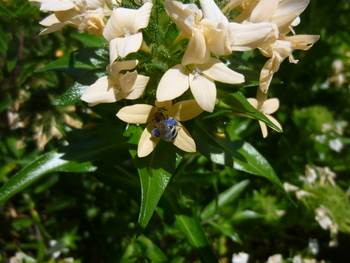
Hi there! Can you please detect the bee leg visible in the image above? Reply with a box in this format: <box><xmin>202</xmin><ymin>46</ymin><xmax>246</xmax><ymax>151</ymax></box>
<box><xmin>151</xmin><ymin>128</ymin><xmax>161</xmax><ymax>138</ymax></box>
<box><xmin>164</xmin><ymin>118</ymin><xmax>178</xmax><ymax>126</ymax></box>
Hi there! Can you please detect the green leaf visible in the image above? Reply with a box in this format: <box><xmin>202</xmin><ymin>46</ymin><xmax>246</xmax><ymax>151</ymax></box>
<box><xmin>0</xmin><ymin>2</ymin><xmax>17</xmax><ymax>17</ymax></box>
<box><xmin>71</xmin><ymin>32</ymin><xmax>107</xmax><ymax>47</ymax></box>
<box><xmin>132</xmin><ymin>139</ymin><xmax>183</xmax><ymax>236</ymax></box>
<box><xmin>208</xmin><ymin>221</ymin><xmax>242</xmax><ymax>244</ymax></box>
<box><xmin>160</xmin><ymin>191</ymin><xmax>220</xmax><ymax>263</ymax></box>
<box><xmin>0</xmin><ymin>149</ymin><xmax>96</xmax><ymax>204</ymax></box>
<box><xmin>194</xmin><ymin>122</ymin><xmax>292</xmax><ymax>203</ymax></box>
<box><xmin>0</xmin><ymin>93</ymin><xmax>13</xmax><ymax>113</ymax></box>
<box><xmin>35</xmin><ymin>48</ymin><xmax>108</xmax><ymax>78</ymax></box>
<box><xmin>136</xmin><ymin>236</ymin><xmax>168</xmax><ymax>263</ymax></box>
<box><xmin>201</xmin><ymin>180</ymin><xmax>250</xmax><ymax>220</ymax></box>
<box><xmin>0</xmin><ymin>28</ymin><xmax>9</xmax><ymax>56</ymax></box>
<box><xmin>0</xmin><ymin>129</ymin><xmax>128</xmax><ymax>204</ymax></box>
<box><xmin>217</xmin><ymin>91</ymin><xmax>282</xmax><ymax>133</ymax></box>
<box><xmin>53</xmin><ymin>71</ymin><xmax>104</xmax><ymax>106</ymax></box>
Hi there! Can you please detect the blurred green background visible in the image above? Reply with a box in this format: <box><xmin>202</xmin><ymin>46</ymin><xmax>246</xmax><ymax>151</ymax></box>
<box><xmin>1</xmin><ymin>0</ymin><xmax>350</xmax><ymax>262</ymax></box>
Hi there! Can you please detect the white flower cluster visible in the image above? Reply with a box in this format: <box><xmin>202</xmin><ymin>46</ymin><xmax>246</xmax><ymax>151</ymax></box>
<box><xmin>31</xmin><ymin>0</ymin><xmax>319</xmax><ymax>156</ymax></box>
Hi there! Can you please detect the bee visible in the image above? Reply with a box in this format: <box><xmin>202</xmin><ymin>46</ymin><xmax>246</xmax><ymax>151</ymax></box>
<box><xmin>151</xmin><ymin>109</ymin><xmax>179</xmax><ymax>141</ymax></box>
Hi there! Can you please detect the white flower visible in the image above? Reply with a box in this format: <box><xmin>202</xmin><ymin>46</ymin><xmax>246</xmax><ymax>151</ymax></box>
<box><xmin>156</xmin><ymin>58</ymin><xmax>244</xmax><ymax>112</ymax></box>
<box><xmin>247</xmin><ymin>97</ymin><xmax>282</xmax><ymax>137</ymax></box>
<box><xmin>103</xmin><ymin>2</ymin><xmax>153</xmax><ymax>63</ymax></box>
<box><xmin>81</xmin><ymin>60</ymin><xmax>149</xmax><ymax>106</ymax></box>
<box><xmin>116</xmin><ymin>100</ymin><xmax>203</xmax><ymax>157</ymax></box>
<box><xmin>315</xmin><ymin>206</ymin><xmax>333</xmax><ymax>230</ymax></box>
<box><xmin>329</xmin><ymin>138</ymin><xmax>343</xmax><ymax>152</ymax></box>
<box><xmin>267</xmin><ymin>254</ymin><xmax>283</xmax><ymax>263</ymax></box>
<box><xmin>31</xmin><ymin>0</ymin><xmax>111</xmax><ymax>36</ymax></box>
<box><xmin>232</xmin><ymin>252</ymin><xmax>249</xmax><ymax>263</ymax></box>
<box><xmin>283</xmin><ymin>182</ymin><xmax>299</xmax><ymax>192</ymax></box>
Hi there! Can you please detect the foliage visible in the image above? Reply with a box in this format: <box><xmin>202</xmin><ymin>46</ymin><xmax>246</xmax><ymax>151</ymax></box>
<box><xmin>1</xmin><ymin>0</ymin><xmax>350</xmax><ymax>262</ymax></box>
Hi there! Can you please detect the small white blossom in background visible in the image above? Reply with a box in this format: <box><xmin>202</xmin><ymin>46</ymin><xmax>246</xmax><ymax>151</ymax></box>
<box><xmin>295</xmin><ymin>190</ymin><xmax>311</xmax><ymax>199</ymax></box>
<box><xmin>308</xmin><ymin>238</ymin><xmax>319</xmax><ymax>255</ymax></box>
<box><xmin>267</xmin><ymin>254</ymin><xmax>282</xmax><ymax>263</ymax></box>
<box><xmin>315</xmin><ymin>206</ymin><xmax>333</xmax><ymax>230</ymax></box>
<box><xmin>47</xmin><ymin>240</ymin><xmax>69</xmax><ymax>259</ymax></box>
<box><xmin>327</xmin><ymin>59</ymin><xmax>346</xmax><ymax>87</ymax></box>
<box><xmin>10</xmin><ymin>252</ymin><xmax>36</xmax><ymax>263</ymax></box>
<box><xmin>328</xmin><ymin>138</ymin><xmax>343</xmax><ymax>152</ymax></box>
<box><xmin>316</xmin><ymin>167</ymin><xmax>336</xmax><ymax>186</ymax></box>
<box><xmin>299</xmin><ymin>165</ymin><xmax>317</xmax><ymax>185</ymax></box>
<box><xmin>314</xmin><ymin>134</ymin><xmax>326</xmax><ymax>144</ymax></box>
<box><xmin>292</xmin><ymin>255</ymin><xmax>303</xmax><ymax>263</ymax></box>
<box><xmin>283</xmin><ymin>182</ymin><xmax>299</xmax><ymax>192</ymax></box>
<box><xmin>232</xmin><ymin>252</ymin><xmax>249</xmax><ymax>263</ymax></box>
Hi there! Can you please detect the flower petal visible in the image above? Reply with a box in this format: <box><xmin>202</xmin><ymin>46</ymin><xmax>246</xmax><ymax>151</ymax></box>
<box><xmin>172</xmin><ymin>100</ymin><xmax>203</xmax><ymax>121</ymax></box>
<box><xmin>138</xmin><ymin>122</ymin><xmax>159</xmax><ymax>157</ymax></box>
<box><xmin>103</xmin><ymin>7</ymin><xmax>126</xmax><ymax>41</ymax></box>
<box><xmin>116</xmin><ymin>104</ymin><xmax>155</xmax><ymax>124</ymax></box>
<box><xmin>273</xmin><ymin>0</ymin><xmax>310</xmax><ymax>19</ymax></box>
<box><xmin>182</xmin><ymin>28</ymin><xmax>210</xmax><ymax>66</ymax></box>
<box><xmin>189</xmin><ymin>74</ymin><xmax>216</xmax><ymax>112</ymax></box>
<box><xmin>38</xmin><ymin>22</ymin><xmax>68</xmax><ymax>36</ymax></box>
<box><xmin>156</xmin><ymin>64</ymin><xmax>189</xmax><ymax>101</ymax></box>
<box><xmin>199</xmin><ymin>0</ymin><xmax>229</xmax><ymax>26</ymax></box>
<box><xmin>266</xmin><ymin>115</ymin><xmax>283</xmax><ymax>132</ymax></box>
<box><xmin>201</xmin><ymin>58</ymin><xmax>244</xmax><ymax>84</ymax></box>
<box><xmin>133</xmin><ymin>2</ymin><xmax>153</xmax><ymax>32</ymax></box>
<box><xmin>118</xmin><ymin>71</ymin><xmax>138</xmax><ymax>95</ymax></box>
<box><xmin>108</xmin><ymin>38</ymin><xmax>120</xmax><ymax>64</ymax></box>
<box><xmin>234</xmin><ymin>1</ymin><xmax>259</xmax><ymax>23</ymax></box>
<box><xmin>250</xmin><ymin>0</ymin><xmax>279</xmax><ymax>23</ymax></box>
<box><xmin>201</xmin><ymin>19</ymin><xmax>230</xmax><ymax>56</ymax></box>
<box><xmin>164</xmin><ymin>0</ymin><xmax>197</xmax><ymax>37</ymax></box>
<box><xmin>81</xmin><ymin>76</ymin><xmax>116</xmax><ymax>106</ymax></box>
<box><xmin>114</xmin><ymin>33</ymin><xmax>143</xmax><ymax>60</ymax></box>
<box><xmin>271</xmin><ymin>14</ymin><xmax>298</xmax><ymax>34</ymax></box>
<box><xmin>39</xmin><ymin>13</ymin><xmax>60</xmax><ymax>26</ymax></box>
<box><xmin>247</xmin><ymin>98</ymin><xmax>258</xmax><ymax>108</ymax></box>
<box><xmin>261</xmin><ymin>98</ymin><xmax>279</xmax><ymax>114</ymax></box>
<box><xmin>123</xmin><ymin>74</ymin><xmax>150</xmax><ymax>100</ymax></box>
<box><xmin>173</xmin><ymin>125</ymin><xmax>196</xmax><ymax>153</ymax></box>
<box><xmin>228</xmin><ymin>22</ymin><xmax>274</xmax><ymax>51</ymax></box>
<box><xmin>258</xmin><ymin>121</ymin><xmax>268</xmax><ymax>138</ymax></box>
<box><xmin>32</xmin><ymin>0</ymin><xmax>75</xmax><ymax>12</ymax></box>
<box><xmin>283</xmin><ymin>34</ymin><xmax>320</xmax><ymax>51</ymax></box>
<box><xmin>109</xmin><ymin>60</ymin><xmax>138</xmax><ymax>75</ymax></box>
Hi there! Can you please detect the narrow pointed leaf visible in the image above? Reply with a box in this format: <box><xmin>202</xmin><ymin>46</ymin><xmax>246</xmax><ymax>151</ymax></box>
<box><xmin>215</xmin><ymin>91</ymin><xmax>282</xmax><ymax>132</ymax></box>
<box><xmin>0</xmin><ymin>149</ymin><xmax>96</xmax><ymax>204</ymax></box>
<box><xmin>0</xmin><ymin>130</ymin><xmax>127</xmax><ymax>204</ymax></box>
<box><xmin>161</xmin><ymin>191</ymin><xmax>220</xmax><ymax>263</ymax></box>
<box><xmin>201</xmin><ymin>179</ymin><xmax>249</xmax><ymax>220</ymax></box>
<box><xmin>132</xmin><ymin>140</ymin><xmax>183</xmax><ymax>236</ymax></box>
<box><xmin>194</xmin><ymin>122</ymin><xmax>293</xmax><ymax>203</ymax></box>
<box><xmin>208</xmin><ymin>221</ymin><xmax>242</xmax><ymax>244</ymax></box>
<box><xmin>136</xmin><ymin>236</ymin><xmax>168</xmax><ymax>262</ymax></box>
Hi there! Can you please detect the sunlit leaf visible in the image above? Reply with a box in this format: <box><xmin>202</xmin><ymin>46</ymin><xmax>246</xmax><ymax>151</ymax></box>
<box><xmin>0</xmin><ymin>149</ymin><xmax>96</xmax><ymax>204</ymax></box>
<box><xmin>35</xmin><ymin>48</ymin><xmax>108</xmax><ymax>78</ymax></box>
<box><xmin>132</xmin><ymin>140</ymin><xmax>183</xmax><ymax>236</ymax></box>
<box><xmin>194</xmin><ymin>122</ymin><xmax>292</xmax><ymax>203</ymax></box>
<box><xmin>71</xmin><ymin>32</ymin><xmax>107</xmax><ymax>47</ymax></box>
